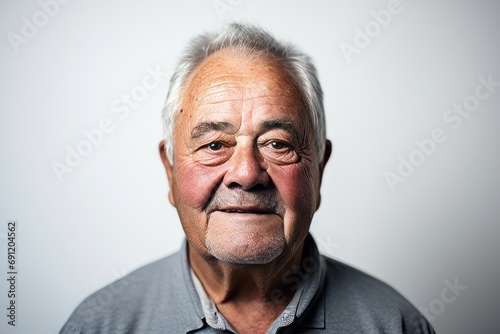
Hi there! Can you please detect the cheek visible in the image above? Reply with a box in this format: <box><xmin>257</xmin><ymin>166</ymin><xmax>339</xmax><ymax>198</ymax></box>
<box><xmin>271</xmin><ymin>162</ymin><xmax>320</xmax><ymax>216</ymax></box>
<box><xmin>173</xmin><ymin>162</ymin><xmax>223</xmax><ymax>211</ymax></box>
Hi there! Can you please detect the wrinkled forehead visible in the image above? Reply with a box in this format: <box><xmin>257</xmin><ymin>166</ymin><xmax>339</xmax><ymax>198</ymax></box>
<box><xmin>180</xmin><ymin>49</ymin><xmax>306</xmax><ymax>118</ymax></box>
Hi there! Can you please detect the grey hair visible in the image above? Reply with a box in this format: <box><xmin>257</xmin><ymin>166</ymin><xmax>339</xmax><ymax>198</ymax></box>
<box><xmin>162</xmin><ymin>22</ymin><xmax>325</xmax><ymax>162</ymax></box>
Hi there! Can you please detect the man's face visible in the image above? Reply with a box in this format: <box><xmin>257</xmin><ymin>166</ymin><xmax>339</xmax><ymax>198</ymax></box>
<box><xmin>161</xmin><ymin>50</ymin><xmax>330</xmax><ymax>265</ymax></box>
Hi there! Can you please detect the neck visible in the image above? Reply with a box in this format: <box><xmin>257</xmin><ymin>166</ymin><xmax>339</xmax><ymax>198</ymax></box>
<box><xmin>189</xmin><ymin>243</ymin><xmax>305</xmax><ymax>304</ymax></box>
<box><xmin>189</xmin><ymin>242</ymin><xmax>306</xmax><ymax>333</ymax></box>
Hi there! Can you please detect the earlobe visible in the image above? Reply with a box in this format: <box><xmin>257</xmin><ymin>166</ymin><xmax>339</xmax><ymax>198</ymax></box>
<box><xmin>159</xmin><ymin>140</ymin><xmax>176</xmax><ymax>207</ymax></box>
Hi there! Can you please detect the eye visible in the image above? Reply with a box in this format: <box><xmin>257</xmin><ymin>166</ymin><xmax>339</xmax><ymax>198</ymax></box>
<box><xmin>270</xmin><ymin>141</ymin><xmax>286</xmax><ymax>150</ymax></box>
<box><xmin>193</xmin><ymin>140</ymin><xmax>232</xmax><ymax>166</ymax></box>
<box><xmin>208</xmin><ymin>142</ymin><xmax>223</xmax><ymax>151</ymax></box>
<box><xmin>259</xmin><ymin>139</ymin><xmax>299</xmax><ymax>165</ymax></box>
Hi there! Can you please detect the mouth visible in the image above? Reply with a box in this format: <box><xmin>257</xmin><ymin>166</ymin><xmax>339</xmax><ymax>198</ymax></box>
<box><xmin>218</xmin><ymin>207</ymin><xmax>278</xmax><ymax>215</ymax></box>
<box><xmin>223</xmin><ymin>209</ymin><xmax>269</xmax><ymax>214</ymax></box>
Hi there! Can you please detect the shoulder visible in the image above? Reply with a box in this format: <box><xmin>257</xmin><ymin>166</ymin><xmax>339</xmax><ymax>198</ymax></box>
<box><xmin>60</xmin><ymin>251</ymin><xmax>190</xmax><ymax>333</ymax></box>
<box><xmin>320</xmin><ymin>256</ymin><xmax>435</xmax><ymax>333</ymax></box>
<box><xmin>322</xmin><ymin>255</ymin><xmax>410</xmax><ymax>305</ymax></box>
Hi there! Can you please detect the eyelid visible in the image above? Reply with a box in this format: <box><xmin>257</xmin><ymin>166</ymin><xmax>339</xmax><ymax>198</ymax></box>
<box><xmin>259</xmin><ymin>137</ymin><xmax>293</xmax><ymax>148</ymax></box>
<box><xmin>191</xmin><ymin>121</ymin><xmax>233</xmax><ymax>139</ymax></box>
<box><xmin>200</xmin><ymin>140</ymin><xmax>228</xmax><ymax>151</ymax></box>
<box><xmin>259</xmin><ymin>125</ymin><xmax>298</xmax><ymax>140</ymax></box>
<box><xmin>193</xmin><ymin>133</ymin><xmax>232</xmax><ymax>149</ymax></box>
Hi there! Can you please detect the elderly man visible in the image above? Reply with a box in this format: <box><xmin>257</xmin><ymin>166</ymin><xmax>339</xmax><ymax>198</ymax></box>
<box><xmin>61</xmin><ymin>23</ymin><xmax>435</xmax><ymax>333</ymax></box>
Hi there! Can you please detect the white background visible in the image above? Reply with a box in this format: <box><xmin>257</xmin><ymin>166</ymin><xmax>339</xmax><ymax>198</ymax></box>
<box><xmin>1</xmin><ymin>0</ymin><xmax>499</xmax><ymax>333</ymax></box>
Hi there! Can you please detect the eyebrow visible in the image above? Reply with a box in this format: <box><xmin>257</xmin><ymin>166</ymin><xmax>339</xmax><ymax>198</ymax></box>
<box><xmin>260</xmin><ymin>119</ymin><xmax>300</xmax><ymax>139</ymax></box>
<box><xmin>190</xmin><ymin>119</ymin><xmax>301</xmax><ymax>140</ymax></box>
<box><xmin>191</xmin><ymin>121</ymin><xmax>233</xmax><ymax>139</ymax></box>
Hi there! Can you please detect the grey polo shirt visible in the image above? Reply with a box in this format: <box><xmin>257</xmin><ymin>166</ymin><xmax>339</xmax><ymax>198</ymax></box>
<box><xmin>60</xmin><ymin>235</ymin><xmax>435</xmax><ymax>333</ymax></box>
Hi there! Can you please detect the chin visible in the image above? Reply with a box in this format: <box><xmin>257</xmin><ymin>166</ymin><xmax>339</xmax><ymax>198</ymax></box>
<box><xmin>205</xmin><ymin>232</ymin><xmax>286</xmax><ymax>265</ymax></box>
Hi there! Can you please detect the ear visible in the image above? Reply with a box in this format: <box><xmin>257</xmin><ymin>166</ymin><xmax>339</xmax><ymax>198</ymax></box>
<box><xmin>159</xmin><ymin>140</ymin><xmax>176</xmax><ymax>207</ymax></box>
<box><xmin>319</xmin><ymin>140</ymin><xmax>332</xmax><ymax>184</ymax></box>
<box><xmin>316</xmin><ymin>139</ymin><xmax>332</xmax><ymax>210</ymax></box>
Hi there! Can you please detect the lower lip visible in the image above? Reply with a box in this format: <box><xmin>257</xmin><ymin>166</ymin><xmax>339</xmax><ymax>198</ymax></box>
<box><xmin>209</xmin><ymin>211</ymin><xmax>282</xmax><ymax>231</ymax></box>
<box><xmin>211</xmin><ymin>210</ymin><xmax>278</xmax><ymax>220</ymax></box>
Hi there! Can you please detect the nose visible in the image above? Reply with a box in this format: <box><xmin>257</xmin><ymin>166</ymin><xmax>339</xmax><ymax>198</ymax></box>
<box><xmin>223</xmin><ymin>141</ymin><xmax>270</xmax><ymax>190</ymax></box>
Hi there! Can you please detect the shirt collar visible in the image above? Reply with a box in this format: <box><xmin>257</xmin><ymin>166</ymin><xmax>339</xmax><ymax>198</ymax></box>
<box><xmin>190</xmin><ymin>268</ymin><xmax>238</xmax><ymax>332</ymax></box>
<box><xmin>179</xmin><ymin>240</ymin><xmax>206</xmax><ymax>331</ymax></box>
<box><xmin>295</xmin><ymin>235</ymin><xmax>326</xmax><ymax>329</ymax></box>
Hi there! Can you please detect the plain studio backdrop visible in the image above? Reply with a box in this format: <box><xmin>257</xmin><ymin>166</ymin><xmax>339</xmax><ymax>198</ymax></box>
<box><xmin>1</xmin><ymin>0</ymin><xmax>499</xmax><ymax>333</ymax></box>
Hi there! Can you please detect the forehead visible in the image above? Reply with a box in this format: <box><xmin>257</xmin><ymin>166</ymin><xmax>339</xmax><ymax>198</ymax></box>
<box><xmin>180</xmin><ymin>50</ymin><xmax>305</xmax><ymax>122</ymax></box>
